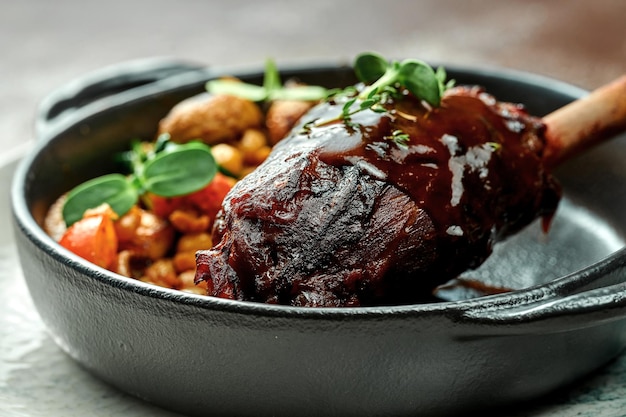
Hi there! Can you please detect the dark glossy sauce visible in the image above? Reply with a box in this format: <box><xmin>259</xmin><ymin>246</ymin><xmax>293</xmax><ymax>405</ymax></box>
<box><xmin>300</xmin><ymin>87</ymin><xmax>555</xmax><ymax>243</ymax></box>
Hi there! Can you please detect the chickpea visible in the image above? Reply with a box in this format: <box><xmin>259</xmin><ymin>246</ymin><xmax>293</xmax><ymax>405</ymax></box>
<box><xmin>176</xmin><ymin>232</ymin><xmax>213</xmax><ymax>253</ymax></box>
<box><xmin>174</xmin><ymin>232</ymin><xmax>213</xmax><ymax>273</ymax></box>
<box><xmin>112</xmin><ymin>250</ymin><xmax>151</xmax><ymax>279</ymax></box>
<box><xmin>178</xmin><ymin>270</ymin><xmax>207</xmax><ymax>294</ymax></box>
<box><xmin>114</xmin><ymin>206</ymin><xmax>142</xmax><ymax>243</ymax></box>
<box><xmin>113</xmin><ymin>250</ymin><xmax>134</xmax><ymax>278</ymax></box>
<box><xmin>211</xmin><ymin>143</ymin><xmax>244</xmax><ymax>176</ymax></box>
<box><xmin>169</xmin><ymin>208</ymin><xmax>210</xmax><ymax>234</ymax></box>
<box><xmin>239</xmin><ymin>129</ymin><xmax>267</xmax><ymax>153</ymax></box>
<box><xmin>141</xmin><ymin>259</ymin><xmax>179</xmax><ymax>288</ymax></box>
<box><xmin>117</xmin><ymin>208</ymin><xmax>175</xmax><ymax>260</ymax></box>
<box><xmin>173</xmin><ymin>252</ymin><xmax>197</xmax><ymax>273</ymax></box>
<box><xmin>43</xmin><ymin>193</ymin><xmax>67</xmax><ymax>242</ymax></box>
<box><xmin>245</xmin><ymin>145</ymin><xmax>272</xmax><ymax>166</ymax></box>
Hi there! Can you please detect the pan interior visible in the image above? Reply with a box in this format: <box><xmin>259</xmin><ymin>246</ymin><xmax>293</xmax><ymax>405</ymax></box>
<box><xmin>435</xmin><ymin>196</ymin><xmax>625</xmax><ymax>301</ymax></box>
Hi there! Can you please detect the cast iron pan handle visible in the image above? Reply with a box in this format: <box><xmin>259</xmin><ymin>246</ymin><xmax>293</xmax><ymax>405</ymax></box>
<box><xmin>35</xmin><ymin>58</ymin><xmax>206</xmax><ymax>139</ymax></box>
<box><xmin>461</xmin><ymin>251</ymin><xmax>626</xmax><ymax>335</ymax></box>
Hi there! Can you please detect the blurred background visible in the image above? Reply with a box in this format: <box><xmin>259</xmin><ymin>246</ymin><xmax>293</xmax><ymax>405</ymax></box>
<box><xmin>1</xmin><ymin>0</ymin><xmax>625</xmax><ymax>155</ymax></box>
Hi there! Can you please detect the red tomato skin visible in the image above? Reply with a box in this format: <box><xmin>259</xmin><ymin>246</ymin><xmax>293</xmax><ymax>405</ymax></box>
<box><xmin>147</xmin><ymin>194</ymin><xmax>185</xmax><ymax>218</ymax></box>
<box><xmin>184</xmin><ymin>173</ymin><xmax>233</xmax><ymax>221</ymax></box>
<box><xmin>59</xmin><ymin>215</ymin><xmax>118</xmax><ymax>269</ymax></box>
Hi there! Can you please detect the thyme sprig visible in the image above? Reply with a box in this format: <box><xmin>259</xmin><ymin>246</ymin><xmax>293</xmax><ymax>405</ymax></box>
<box><xmin>385</xmin><ymin>129</ymin><xmax>411</xmax><ymax>149</ymax></box>
<box><xmin>314</xmin><ymin>86</ymin><xmax>398</xmax><ymax>128</ymax></box>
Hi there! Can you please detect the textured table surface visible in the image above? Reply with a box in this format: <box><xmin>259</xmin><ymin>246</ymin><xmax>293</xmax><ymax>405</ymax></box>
<box><xmin>2</xmin><ymin>1</ymin><xmax>626</xmax><ymax>416</ymax></box>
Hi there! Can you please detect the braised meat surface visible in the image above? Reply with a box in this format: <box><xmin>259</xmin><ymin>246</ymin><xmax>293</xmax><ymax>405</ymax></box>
<box><xmin>195</xmin><ymin>86</ymin><xmax>561</xmax><ymax>307</ymax></box>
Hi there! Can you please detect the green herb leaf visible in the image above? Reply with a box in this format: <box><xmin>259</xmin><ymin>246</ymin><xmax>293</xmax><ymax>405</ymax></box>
<box><xmin>206</xmin><ymin>58</ymin><xmax>329</xmax><ymax>103</ymax></box>
<box><xmin>263</xmin><ymin>58</ymin><xmax>282</xmax><ymax>93</ymax></box>
<box><xmin>436</xmin><ymin>66</ymin><xmax>456</xmax><ymax>92</ymax></box>
<box><xmin>355</xmin><ymin>53</ymin><xmax>450</xmax><ymax>105</ymax></box>
<box><xmin>205</xmin><ymin>79</ymin><xmax>268</xmax><ymax>102</ymax></box>
<box><xmin>385</xmin><ymin>129</ymin><xmax>411</xmax><ymax>149</ymax></box>
<box><xmin>342</xmin><ymin>98</ymin><xmax>357</xmax><ymax>115</ymax></box>
<box><xmin>269</xmin><ymin>85</ymin><xmax>330</xmax><ymax>101</ymax></box>
<box><xmin>398</xmin><ymin>60</ymin><xmax>441</xmax><ymax>107</ymax></box>
<box><xmin>309</xmin><ymin>52</ymin><xmax>453</xmax><ymax>129</ymax></box>
<box><xmin>353</xmin><ymin>52</ymin><xmax>389</xmax><ymax>84</ymax></box>
<box><xmin>62</xmin><ymin>138</ymin><xmax>218</xmax><ymax>226</ymax></box>
<box><xmin>62</xmin><ymin>174</ymin><xmax>138</xmax><ymax>226</ymax></box>
<box><xmin>142</xmin><ymin>144</ymin><xmax>217</xmax><ymax>197</ymax></box>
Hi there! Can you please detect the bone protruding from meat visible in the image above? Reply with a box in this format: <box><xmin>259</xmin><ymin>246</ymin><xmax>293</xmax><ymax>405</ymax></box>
<box><xmin>543</xmin><ymin>75</ymin><xmax>626</xmax><ymax>168</ymax></box>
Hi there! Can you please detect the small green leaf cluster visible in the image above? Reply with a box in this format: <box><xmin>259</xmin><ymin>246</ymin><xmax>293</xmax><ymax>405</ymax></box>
<box><xmin>354</xmin><ymin>52</ymin><xmax>454</xmax><ymax>107</ymax></box>
<box><xmin>310</xmin><ymin>87</ymin><xmax>398</xmax><ymax>129</ymax></box>
<box><xmin>342</xmin><ymin>87</ymin><xmax>395</xmax><ymax>119</ymax></box>
<box><xmin>310</xmin><ymin>53</ymin><xmax>453</xmax><ymax>136</ymax></box>
<box><xmin>206</xmin><ymin>59</ymin><xmax>329</xmax><ymax>102</ymax></box>
<box><xmin>385</xmin><ymin>130</ymin><xmax>411</xmax><ymax>149</ymax></box>
<box><xmin>62</xmin><ymin>134</ymin><xmax>217</xmax><ymax>226</ymax></box>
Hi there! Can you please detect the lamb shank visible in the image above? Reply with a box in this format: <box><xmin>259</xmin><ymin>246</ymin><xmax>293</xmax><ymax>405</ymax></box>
<box><xmin>195</xmin><ymin>68</ymin><xmax>626</xmax><ymax>307</ymax></box>
<box><xmin>193</xmin><ymin>85</ymin><xmax>552</xmax><ymax>306</ymax></box>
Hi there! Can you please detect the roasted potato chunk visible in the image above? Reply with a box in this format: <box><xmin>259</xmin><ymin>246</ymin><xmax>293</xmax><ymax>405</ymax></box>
<box><xmin>157</xmin><ymin>93</ymin><xmax>262</xmax><ymax>144</ymax></box>
<box><xmin>265</xmin><ymin>99</ymin><xmax>314</xmax><ymax>144</ymax></box>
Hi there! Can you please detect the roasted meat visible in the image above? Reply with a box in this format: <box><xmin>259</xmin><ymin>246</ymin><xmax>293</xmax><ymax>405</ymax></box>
<box><xmin>195</xmin><ymin>86</ymin><xmax>561</xmax><ymax>307</ymax></box>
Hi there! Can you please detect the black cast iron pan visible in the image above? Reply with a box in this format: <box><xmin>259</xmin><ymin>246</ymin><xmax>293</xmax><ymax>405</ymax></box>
<box><xmin>10</xmin><ymin>58</ymin><xmax>626</xmax><ymax>417</ymax></box>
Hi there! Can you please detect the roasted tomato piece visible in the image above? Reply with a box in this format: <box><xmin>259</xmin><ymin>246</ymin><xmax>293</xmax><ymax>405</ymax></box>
<box><xmin>59</xmin><ymin>208</ymin><xmax>118</xmax><ymax>269</ymax></box>
<box><xmin>184</xmin><ymin>172</ymin><xmax>234</xmax><ymax>222</ymax></box>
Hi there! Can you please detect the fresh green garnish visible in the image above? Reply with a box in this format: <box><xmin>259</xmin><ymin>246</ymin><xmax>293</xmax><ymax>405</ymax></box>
<box><xmin>311</xmin><ymin>52</ymin><xmax>454</xmax><ymax>131</ymax></box>
<box><xmin>206</xmin><ymin>59</ymin><xmax>329</xmax><ymax>102</ymax></box>
<box><xmin>208</xmin><ymin>52</ymin><xmax>453</xmax><ymax>133</ymax></box>
<box><xmin>354</xmin><ymin>52</ymin><xmax>454</xmax><ymax>107</ymax></box>
<box><xmin>385</xmin><ymin>129</ymin><xmax>411</xmax><ymax>149</ymax></box>
<box><xmin>486</xmin><ymin>141</ymin><xmax>502</xmax><ymax>152</ymax></box>
<box><xmin>311</xmin><ymin>86</ymin><xmax>396</xmax><ymax>129</ymax></box>
<box><xmin>62</xmin><ymin>174</ymin><xmax>138</xmax><ymax>227</ymax></box>
<box><xmin>62</xmin><ymin>135</ymin><xmax>217</xmax><ymax>226</ymax></box>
